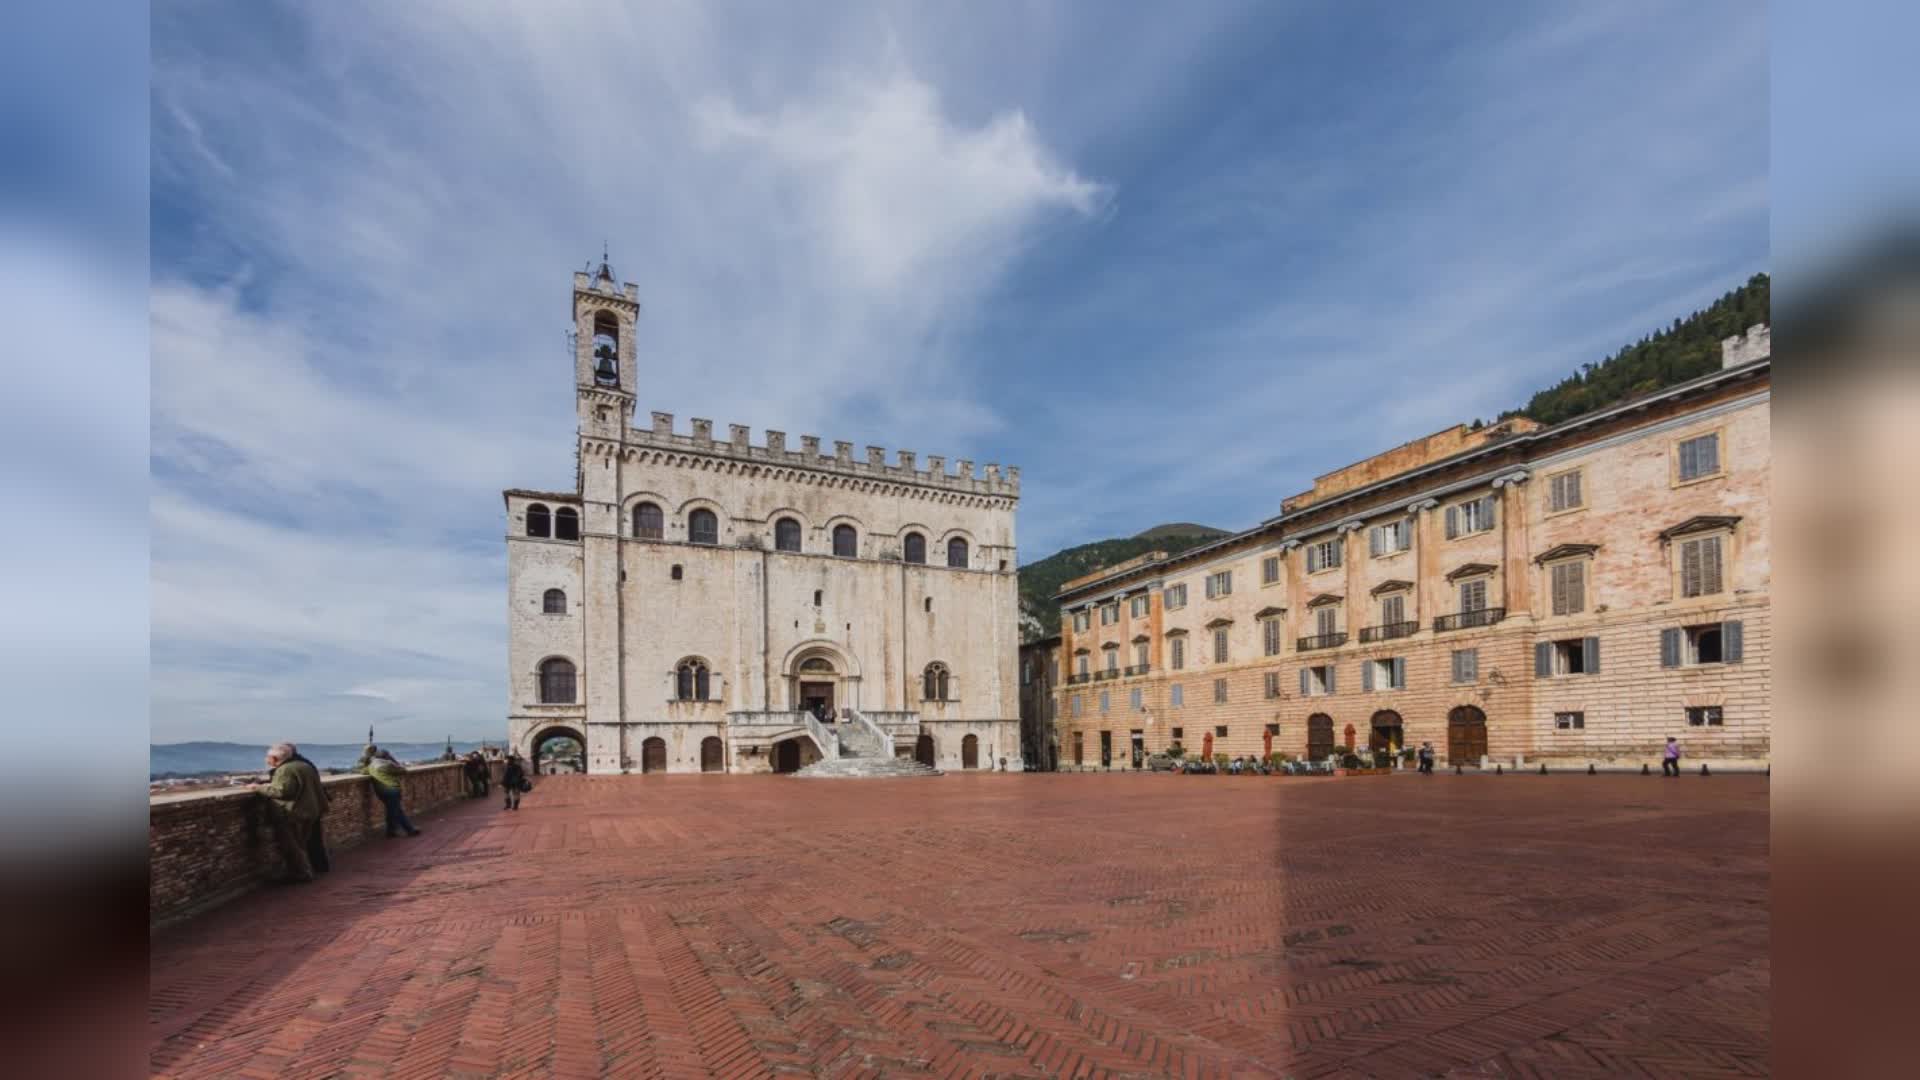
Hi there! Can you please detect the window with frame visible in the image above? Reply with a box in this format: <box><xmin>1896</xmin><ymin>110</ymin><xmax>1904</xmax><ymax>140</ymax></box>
<box><xmin>1445</xmin><ymin>495</ymin><xmax>1496</xmax><ymax>538</ymax></box>
<box><xmin>1554</xmin><ymin>711</ymin><xmax>1585</xmax><ymax>730</ymax></box>
<box><xmin>1171</xmin><ymin>726</ymin><xmax>1184</xmax><ymax>743</ymax></box>
<box><xmin>1548</xmin><ymin>469</ymin><xmax>1584</xmax><ymax>512</ymax></box>
<box><xmin>1263</xmin><ymin>671</ymin><xmax>1281</xmax><ymax>699</ymax></box>
<box><xmin>832</xmin><ymin>523</ymin><xmax>857</xmax><ymax>558</ymax></box>
<box><xmin>1099</xmin><ymin>691</ymin><xmax>1110</xmax><ymax>714</ymax></box>
<box><xmin>1262</xmin><ymin>617</ymin><xmax>1282</xmax><ymax>657</ymax></box>
<box><xmin>1163</xmin><ymin>583</ymin><xmax>1187</xmax><ymax>609</ymax></box>
<box><xmin>1314</xmin><ymin>605</ymin><xmax>1339</xmax><ymax>638</ymax></box>
<box><xmin>1380</xmin><ymin>593</ymin><xmax>1406</xmax><ymax>626</ymax></box>
<box><xmin>1170</xmin><ymin>636</ymin><xmax>1186</xmax><ymax>670</ymax></box>
<box><xmin>1687</xmin><ymin>705</ymin><xmax>1724</xmax><ymax>726</ymax></box>
<box><xmin>902</xmin><ymin>532</ymin><xmax>926</xmax><ymax>564</ymax></box>
<box><xmin>946</xmin><ymin>537</ymin><xmax>969</xmax><ymax>568</ymax></box>
<box><xmin>1130</xmin><ymin>594</ymin><xmax>1150</xmax><ymax>618</ymax></box>
<box><xmin>538</xmin><ymin>657</ymin><xmax>576</xmax><ymax>703</ymax></box>
<box><xmin>675</xmin><ymin>659</ymin><xmax>711</xmax><ymax>701</ymax></box>
<box><xmin>688</xmin><ymin>509</ymin><xmax>719</xmax><ymax>546</ymax></box>
<box><xmin>542</xmin><ymin>588</ymin><xmax>567</xmax><ymax>614</ymax></box>
<box><xmin>526</xmin><ymin>503</ymin><xmax>552</xmax><ymax>538</ymax></box>
<box><xmin>1214</xmin><ymin>724</ymin><xmax>1229</xmax><ymax>738</ymax></box>
<box><xmin>1540</xmin><ymin>637</ymin><xmax>1599</xmax><ymax>676</ymax></box>
<box><xmin>774</xmin><ymin>517</ymin><xmax>802</xmax><ymax>552</ymax></box>
<box><xmin>1206</xmin><ymin>570</ymin><xmax>1233</xmax><ymax>599</ymax></box>
<box><xmin>1369</xmin><ymin>519</ymin><xmax>1411</xmax><ymax>557</ymax></box>
<box><xmin>1213</xmin><ymin>679</ymin><xmax>1228</xmax><ymax>704</ymax></box>
<box><xmin>1307</xmin><ymin>538</ymin><xmax>1343</xmax><ymax>573</ymax></box>
<box><xmin>1129</xmin><ymin>688</ymin><xmax>1143</xmax><ymax>710</ymax></box>
<box><xmin>1549</xmin><ymin>559</ymin><xmax>1587</xmax><ymax>616</ymax></box>
<box><xmin>1662</xmin><ymin>620</ymin><xmax>1744</xmax><ymax>667</ymax></box>
<box><xmin>1262</xmin><ymin>555</ymin><xmax>1281</xmax><ymax>584</ymax></box>
<box><xmin>1678</xmin><ymin>534</ymin><xmax>1726</xmax><ymax>597</ymax></box>
<box><xmin>1133</xmin><ymin>640</ymin><xmax>1149</xmax><ymax>668</ymax></box>
<box><xmin>1301</xmin><ymin>664</ymin><xmax>1334</xmax><ymax>696</ymax></box>
<box><xmin>1101</xmin><ymin>602</ymin><xmax>1119</xmax><ymax>625</ymax></box>
<box><xmin>1073</xmin><ymin>610</ymin><xmax>1090</xmax><ymax>632</ymax></box>
<box><xmin>1677</xmin><ymin>432</ymin><xmax>1721</xmax><ymax>482</ymax></box>
<box><xmin>1076</xmin><ymin>653</ymin><xmax>1089</xmax><ymax>678</ymax></box>
<box><xmin>1451</xmin><ymin>648</ymin><xmax>1478</xmax><ymax>684</ymax></box>
<box><xmin>1071</xmin><ymin>695</ymin><xmax>1082</xmax><ymax>717</ymax></box>
<box><xmin>1102</xmin><ymin>644</ymin><xmax>1119</xmax><ymax>673</ymax></box>
<box><xmin>554</xmin><ymin>507</ymin><xmax>580</xmax><ymax>541</ymax></box>
<box><xmin>631</xmin><ymin>502</ymin><xmax>663</xmax><ymax>539</ymax></box>
<box><xmin>922</xmin><ymin>662</ymin><xmax>951</xmax><ymax>702</ymax></box>
<box><xmin>1171</xmin><ymin>685</ymin><xmax>1184</xmax><ymax>708</ymax></box>
<box><xmin>1366</xmin><ymin>658</ymin><xmax>1405</xmax><ymax>690</ymax></box>
<box><xmin>1458</xmin><ymin>578</ymin><xmax>1488</xmax><ymax>613</ymax></box>
<box><xmin>1213</xmin><ymin>627</ymin><xmax>1229</xmax><ymax>663</ymax></box>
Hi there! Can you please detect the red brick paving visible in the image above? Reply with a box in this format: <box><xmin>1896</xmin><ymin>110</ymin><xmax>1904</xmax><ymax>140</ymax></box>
<box><xmin>149</xmin><ymin>773</ymin><xmax>1768</xmax><ymax>1078</ymax></box>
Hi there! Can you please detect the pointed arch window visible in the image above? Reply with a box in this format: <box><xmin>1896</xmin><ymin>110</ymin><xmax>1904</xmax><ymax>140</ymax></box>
<box><xmin>633</xmin><ymin>502</ymin><xmax>663</xmax><ymax>539</ymax></box>
<box><xmin>946</xmin><ymin>537</ymin><xmax>969</xmax><ymax>569</ymax></box>
<box><xmin>542</xmin><ymin>588</ymin><xmax>567</xmax><ymax>614</ymax></box>
<box><xmin>775</xmin><ymin>517</ymin><xmax>802</xmax><ymax>552</ymax></box>
<box><xmin>833</xmin><ymin>524</ymin><xmax>858</xmax><ymax>558</ymax></box>
<box><xmin>676</xmin><ymin>659</ymin><xmax>711</xmax><ymax>701</ymax></box>
<box><xmin>688</xmin><ymin>508</ymin><xmax>719</xmax><ymax>546</ymax></box>
<box><xmin>922</xmin><ymin>662</ymin><xmax>951</xmax><ymax>702</ymax></box>
<box><xmin>902</xmin><ymin>532</ymin><xmax>926</xmax><ymax>564</ymax></box>
<box><xmin>526</xmin><ymin>504</ymin><xmax>551</xmax><ymax>538</ymax></box>
<box><xmin>538</xmin><ymin>658</ymin><xmax>575</xmax><ymax>703</ymax></box>
<box><xmin>554</xmin><ymin>507</ymin><xmax>580</xmax><ymax>541</ymax></box>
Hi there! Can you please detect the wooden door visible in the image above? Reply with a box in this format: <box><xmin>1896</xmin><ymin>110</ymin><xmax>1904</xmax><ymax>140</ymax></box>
<box><xmin>774</xmin><ymin>739</ymin><xmax>802</xmax><ymax>773</ymax></box>
<box><xmin>700</xmin><ymin>736</ymin><xmax>723</xmax><ymax>773</ymax></box>
<box><xmin>914</xmin><ymin>734</ymin><xmax>935</xmax><ymax>767</ymax></box>
<box><xmin>961</xmin><ymin>734</ymin><xmax>979</xmax><ymax>770</ymax></box>
<box><xmin>1447</xmin><ymin>706</ymin><xmax>1488</xmax><ymax>764</ymax></box>
<box><xmin>642</xmin><ymin>737</ymin><xmax>667</xmax><ymax>773</ymax></box>
<box><xmin>1307</xmin><ymin>714</ymin><xmax>1335</xmax><ymax>760</ymax></box>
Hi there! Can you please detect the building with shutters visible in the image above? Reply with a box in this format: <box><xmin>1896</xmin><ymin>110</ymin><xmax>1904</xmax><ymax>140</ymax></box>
<box><xmin>505</xmin><ymin>261</ymin><xmax>1023</xmax><ymax>774</ymax></box>
<box><xmin>1049</xmin><ymin>324</ymin><xmax>1771</xmax><ymax>770</ymax></box>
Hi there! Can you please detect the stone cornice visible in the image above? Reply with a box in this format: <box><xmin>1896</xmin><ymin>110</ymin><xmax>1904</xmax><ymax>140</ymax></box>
<box><xmin>1534</xmin><ymin>543</ymin><xmax>1601</xmax><ymax>565</ymax></box>
<box><xmin>1445</xmin><ymin>562</ymin><xmax>1498</xmax><ymax>582</ymax></box>
<box><xmin>1659</xmin><ymin>515</ymin><xmax>1741</xmax><ymax>542</ymax></box>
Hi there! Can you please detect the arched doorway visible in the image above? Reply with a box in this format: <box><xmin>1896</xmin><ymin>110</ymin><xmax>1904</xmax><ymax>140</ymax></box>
<box><xmin>961</xmin><ymin>734</ymin><xmax>980</xmax><ymax>770</ymax></box>
<box><xmin>1447</xmin><ymin>705</ymin><xmax>1489</xmax><ymax>764</ymax></box>
<box><xmin>700</xmin><ymin>736</ymin><xmax>724</xmax><ymax>773</ymax></box>
<box><xmin>1369</xmin><ymin>710</ymin><xmax>1405</xmax><ymax>755</ymax></box>
<box><xmin>914</xmin><ymin>734</ymin><xmax>935</xmax><ymax>768</ymax></box>
<box><xmin>773</xmin><ymin>737</ymin><xmax>818</xmax><ymax>774</ymax></box>
<box><xmin>1307</xmin><ymin>714</ymin><xmax>1334</xmax><ymax>761</ymax></box>
<box><xmin>531</xmin><ymin>726</ymin><xmax>586</xmax><ymax>775</ymax></box>
<box><xmin>641</xmin><ymin>736</ymin><xmax>667</xmax><ymax>774</ymax></box>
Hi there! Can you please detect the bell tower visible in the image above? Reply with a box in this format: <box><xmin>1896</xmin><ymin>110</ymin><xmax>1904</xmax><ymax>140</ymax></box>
<box><xmin>571</xmin><ymin>252</ymin><xmax>639</xmax><ymax>439</ymax></box>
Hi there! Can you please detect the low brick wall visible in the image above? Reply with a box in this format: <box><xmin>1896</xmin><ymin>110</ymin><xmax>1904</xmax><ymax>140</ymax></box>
<box><xmin>149</xmin><ymin>759</ymin><xmax>503</xmax><ymax>928</ymax></box>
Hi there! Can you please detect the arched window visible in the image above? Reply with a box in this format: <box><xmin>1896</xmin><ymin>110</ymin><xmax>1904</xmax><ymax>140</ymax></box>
<box><xmin>676</xmin><ymin>659</ymin><xmax>711</xmax><ymax>701</ymax></box>
<box><xmin>775</xmin><ymin>517</ymin><xmax>802</xmax><ymax>552</ymax></box>
<box><xmin>538</xmin><ymin>658</ymin><xmax>576</xmax><ymax>703</ymax></box>
<box><xmin>833</xmin><ymin>524</ymin><xmax>858</xmax><ymax>558</ymax></box>
<box><xmin>922</xmin><ymin>662</ymin><xmax>951</xmax><ymax>702</ymax></box>
<box><xmin>902</xmin><ymin>532</ymin><xmax>926</xmax><ymax>564</ymax></box>
<box><xmin>526</xmin><ymin>504</ymin><xmax>551</xmax><ymax>538</ymax></box>
<box><xmin>633</xmin><ymin>502</ymin><xmax>663</xmax><ymax>539</ymax></box>
<box><xmin>688</xmin><ymin>509</ymin><xmax>719</xmax><ymax>546</ymax></box>
<box><xmin>542</xmin><ymin>588</ymin><xmax>566</xmax><ymax>614</ymax></box>
<box><xmin>670</xmin><ymin>564</ymin><xmax>683</xmax><ymax>581</ymax></box>
<box><xmin>554</xmin><ymin>507</ymin><xmax>580</xmax><ymax>541</ymax></box>
<box><xmin>592</xmin><ymin>311</ymin><xmax>619</xmax><ymax>385</ymax></box>
<box><xmin>947</xmin><ymin>537</ymin><xmax>969</xmax><ymax>569</ymax></box>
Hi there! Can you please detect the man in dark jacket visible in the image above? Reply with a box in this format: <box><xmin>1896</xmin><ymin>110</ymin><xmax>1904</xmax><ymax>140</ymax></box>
<box><xmin>286</xmin><ymin>744</ymin><xmax>332</xmax><ymax>873</ymax></box>
<box><xmin>502</xmin><ymin>753</ymin><xmax>527</xmax><ymax>811</ymax></box>
<box><xmin>262</xmin><ymin>742</ymin><xmax>324</xmax><ymax>882</ymax></box>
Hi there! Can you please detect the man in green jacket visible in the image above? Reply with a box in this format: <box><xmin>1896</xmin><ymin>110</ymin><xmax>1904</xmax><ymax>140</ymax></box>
<box><xmin>356</xmin><ymin>746</ymin><xmax>421</xmax><ymax>837</ymax></box>
<box><xmin>262</xmin><ymin>742</ymin><xmax>323</xmax><ymax>882</ymax></box>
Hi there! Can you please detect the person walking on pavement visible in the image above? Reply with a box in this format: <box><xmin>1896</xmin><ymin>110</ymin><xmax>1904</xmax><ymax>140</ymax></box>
<box><xmin>261</xmin><ymin>742</ymin><xmax>324</xmax><ymax>882</ymax></box>
<box><xmin>502</xmin><ymin>753</ymin><xmax>527</xmax><ymax>811</ymax></box>
<box><xmin>356</xmin><ymin>745</ymin><xmax>422</xmax><ymax>837</ymax></box>
<box><xmin>1662</xmin><ymin>737</ymin><xmax>1682</xmax><ymax>777</ymax></box>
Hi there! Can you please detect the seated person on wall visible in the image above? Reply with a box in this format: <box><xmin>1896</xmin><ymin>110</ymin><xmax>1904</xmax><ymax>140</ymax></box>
<box><xmin>260</xmin><ymin>742</ymin><xmax>324</xmax><ymax>883</ymax></box>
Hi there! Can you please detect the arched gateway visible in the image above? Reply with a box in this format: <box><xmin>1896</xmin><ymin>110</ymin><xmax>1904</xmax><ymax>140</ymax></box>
<box><xmin>530</xmin><ymin>725</ymin><xmax>585</xmax><ymax>775</ymax></box>
<box><xmin>1447</xmin><ymin>705</ymin><xmax>1488</xmax><ymax>764</ymax></box>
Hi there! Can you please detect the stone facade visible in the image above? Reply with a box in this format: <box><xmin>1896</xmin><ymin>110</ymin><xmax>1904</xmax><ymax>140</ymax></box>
<box><xmin>506</xmin><ymin>264</ymin><xmax>1022</xmax><ymax>774</ymax></box>
<box><xmin>1053</xmin><ymin>329</ymin><xmax>1771</xmax><ymax>770</ymax></box>
<box><xmin>1018</xmin><ymin>636</ymin><xmax>1062</xmax><ymax>770</ymax></box>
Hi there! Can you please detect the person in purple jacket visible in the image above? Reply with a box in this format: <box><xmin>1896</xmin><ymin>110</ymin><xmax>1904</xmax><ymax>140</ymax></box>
<box><xmin>1662</xmin><ymin>737</ymin><xmax>1682</xmax><ymax>777</ymax></box>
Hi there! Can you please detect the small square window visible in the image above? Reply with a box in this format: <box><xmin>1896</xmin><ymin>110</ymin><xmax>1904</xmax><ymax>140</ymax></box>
<box><xmin>1214</xmin><ymin>725</ymin><xmax>1228</xmax><ymax>738</ymax></box>
<box><xmin>1687</xmin><ymin>705</ymin><xmax>1724</xmax><ymax>726</ymax></box>
<box><xmin>1554</xmin><ymin>711</ymin><xmax>1585</xmax><ymax>730</ymax></box>
<box><xmin>1262</xmin><ymin>555</ymin><xmax>1281</xmax><ymax>584</ymax></box>
<box><xmin>1547</xmin><ymin>469</ymin><xmax>1584</xmax><ymax>512</ymax></box>
<box><xmin>1553</xmin><ymin>639</ymin><xmax>1588</xmax><ymax>675</ymax></box>
<box><xmin>1677</xmin><ymin>432</ymin><xmax>1721</xmax><ymax>482</ymax></box>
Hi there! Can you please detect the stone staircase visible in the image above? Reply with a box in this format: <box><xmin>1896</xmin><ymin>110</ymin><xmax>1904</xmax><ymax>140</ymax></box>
<box><xmin>792</xmin><ymin>708</ymin><xmax>941</xmax><ymax>779</ymax></box>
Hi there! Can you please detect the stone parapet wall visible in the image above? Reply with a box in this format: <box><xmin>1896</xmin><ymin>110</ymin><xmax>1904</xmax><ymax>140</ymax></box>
<box><xmin>149</xmin><ymin>760</ymin><xmax>502</xmax><ymax>928</ymax></box>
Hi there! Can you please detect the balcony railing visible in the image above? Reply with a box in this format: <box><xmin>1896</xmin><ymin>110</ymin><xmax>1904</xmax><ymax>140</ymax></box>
<box><xmin>1067</xmin><ymin>673</ymin><xmax>1092</xmax><ymax>685</ymax></box>
<box><xmin>1358</xmin><ymin>621</ymin><xmax>1420</xmax><ymax>643</ymax></box>
<box><xmin>1095</xmin><ymin>669</ymin><xmax>1120</xmax><ymax>681</ymax></box>
<box><xmin>1433</xmin><ymin>607</ymin><xmax>1506</xmax><ymax>633</ymax></box>
<box><xmin>1296</xmin><ymin>632</ymin><xmax>1348</xmax><ymax>652</ymax></box>
<box><xmin>1124</xmin><ymin>664</ymin><xmax>1151</xmax><ymax>676</ymax></box>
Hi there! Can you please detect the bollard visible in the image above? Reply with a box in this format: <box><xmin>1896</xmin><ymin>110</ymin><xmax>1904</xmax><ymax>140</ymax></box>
<box><xmin>1539</xmin><ymin>763</ymin><xmax>1548</xmax><ymax>775</ymax></box>
<box><xmin>1495</xmin><ymin>763</ymin><xmax>1503</xmax><ymax>775</ymax></box>
<box><xmin>1642</xmin><ymin>763</ymin><xmax>1651</xmax><ymax>776</ymax></box>
<box><xmin>1588</xmin><ymin>763</ymin><xmax>1596</xmax><ymax>775</ymax></box>
<box><xmin>1454</xmin><ymin>763</ymin><xmax>1462</xmax><ymax>775</ymax></box>
<box><xmin>1700</xmin><ymin>762</ymin><xmax>1711</xmax><ymax>777</ymax></box>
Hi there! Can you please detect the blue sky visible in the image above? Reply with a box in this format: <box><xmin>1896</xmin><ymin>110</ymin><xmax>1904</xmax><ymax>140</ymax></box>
<box><xmin>146</xmin><ymin>0</ymin><xmax>1767</xmax><ymax>744</ymax></box>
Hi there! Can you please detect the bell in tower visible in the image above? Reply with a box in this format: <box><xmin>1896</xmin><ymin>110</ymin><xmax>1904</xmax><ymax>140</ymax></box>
<box><xmin>591</xmin><ymin>310</ymin><xmax>620</xmax><ymax>386</ymax></box>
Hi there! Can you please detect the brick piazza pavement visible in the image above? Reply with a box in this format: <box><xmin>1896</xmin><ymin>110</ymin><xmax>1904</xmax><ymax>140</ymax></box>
<box><xmin>149</xmin><ymin>773</ymin><xmax>1768</xmax><ymax>1078</ymax></box>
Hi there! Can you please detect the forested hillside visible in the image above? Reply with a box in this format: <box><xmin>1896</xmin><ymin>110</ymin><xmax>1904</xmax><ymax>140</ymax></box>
<box><xmin>1017</xmin><ymin>526</ymin><xmax>1227</xmax><ymax>640</ymax></box>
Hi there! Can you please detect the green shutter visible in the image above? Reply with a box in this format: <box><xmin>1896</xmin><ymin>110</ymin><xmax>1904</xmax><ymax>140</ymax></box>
<box><xmin>1723</xmin><ymin>620</ymin><xmax>1743</xmax><ymax>664</ymax></box>
<box><xmin>1535</xmin><ymin>641</ymin><xmax>1551</xmax><ymax>678</ymax></box>
<box><xmin>1660</xmin><ymin>627</ymin><xmax>1681</xmax><ymax>668</ymax></box>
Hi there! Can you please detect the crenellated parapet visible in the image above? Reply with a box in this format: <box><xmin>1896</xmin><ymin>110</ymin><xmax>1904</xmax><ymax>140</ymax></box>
<box><xmin>607</xmin><ymin>413</ymin><xmax>1021</xmax><ymax>498</ymax></box>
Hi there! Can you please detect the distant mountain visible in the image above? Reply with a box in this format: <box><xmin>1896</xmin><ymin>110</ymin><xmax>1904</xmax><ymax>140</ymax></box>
<box><xmin>150</xmin><ymin>740</ymin><xmax>499</xmax><ymax>780</ymax></box>
<box><xmin>1017</xmin><ymin>524</ymin><xmax>1229</xmax><ymax>642</ymax></box>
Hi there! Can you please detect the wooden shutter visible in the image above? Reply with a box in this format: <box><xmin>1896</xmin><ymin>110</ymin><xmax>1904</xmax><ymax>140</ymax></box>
<box><xmin>1327</xmin><ymin>665</ymin><xmax>1337</xmax><ymax>693</ymax></box>
<box><xmin>1534</xmin><ymin>641</ymin><xmax>1551</xmax><ymax>678</ymax></box>
<box><xmin>1445</xmin><ymin>505</ymin><xmax>1459</xmax><ymax>539</ymax></box>
<box><xmin>1464</xmin><ymin>649</ymin><xmax>1477</xmax><ymax>682</ymax></box>
<box><xmin>1450</xmin><ymin>651</ymin><xmax>1462</xmax><ymax>682</ymax></box>
<box><xmin>1550</xmin><ymin>563</ymin><xmax>1568</xmax><ymax>615</ymax></box>
<box><xmin>1681</xmin><ymin>539</ymin><xmax>1702</xmax><ymax>597</ymax></box>
<box><xmin>1661</xmin><ymin>627</ymin><xmax>1680</xmax><ymax>668</ymax></box>
<box><xmin>1300</xmin><ymin>668</ymin><xmax>1311</xmax><ymax>696</ymax></box>
<box><xmin>1369</xmin><ymin>527</ymin><xmax>1383</xmax><ymax>557</ymax></box>
<box><xmin>1362</xmin><ymin>660</ymin><xmax>1374</xmax><ymax>691</ymax></box>
<box><xmin>1723</xmin><ymin>619</ymin><xmax>1744</xmax><ymax>664</ymax></box>
<box><xmin>1679</xmin><ymin>438</ymin><xmax>1697</xmax><ymax>479</ymax></box>
<box><xmin>1582</xmin><ymin>636</ymin><xmax>1600</xmax><ymax>673</ymax></box>
<box><xmin>1566</xmin><ymin>470</ymin><xmax>1582</xmax><ymax>508</ymax></box>
<box><xmin>1392</xmin><ymin>657</ymin><xmax>1406</xmax><ymax>688</ymax></box>
<box><xmin>1399</xmin><ymin>518</ymin><xmax>1413</xmax><ymax>550</ymax></box>
<box><xmin>1702</xmin><ymin>536</ymin><xmax>1724</xmax><ymax>595</ymax></box>
<box><xmin>1569</xmin><ymin>561</ymin><xmax>1585</xmax><ymax>613</ymax></box>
